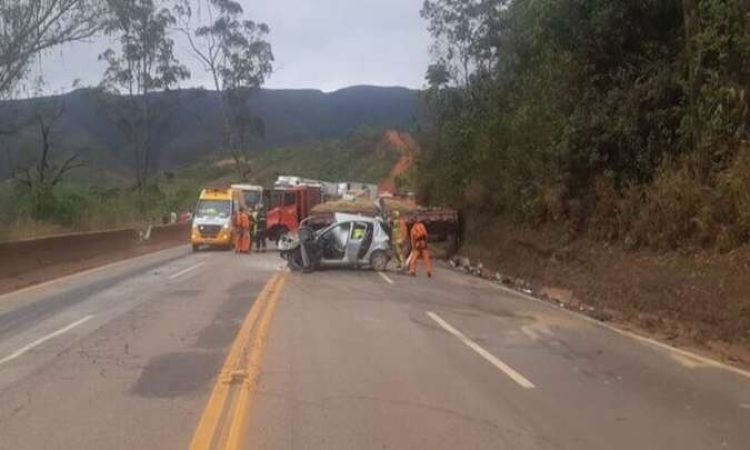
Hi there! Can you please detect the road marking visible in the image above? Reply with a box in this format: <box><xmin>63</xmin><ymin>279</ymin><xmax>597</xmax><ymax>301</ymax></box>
<box><xmin>190</xmin><ymin>274</ymin><xmax>279</xmax><ymax>450</ymax></box>
<box><xmin>427</xmin><ymin>311</ymin><xmax>535</xmax><ymax>389</ymax></box>
<box><xmin>378</xmin><ymin>272</ymin><xmax>395</xmax><ymax>285</ymax></box>
<box><xmin>489</xmin><ymin>283</ymin><xmax>750</xmax><ymax>381</ymax></box>
<box><xmin>0</xmin><ymin>315</ymin><xmax>94</xmax><ymax>366</ymax></box>
<box><xmin>225</xmin><ymin>273</ymin><xmax>287</xmax><ymax>450</ymax></box>
<box><xmin>190</xmin><ymin>273</ymin><xmax>287</xmax><ymax>450</ymax></box>
<box><xmin>168</xmin><ymin>262</ymin><xmax>206</xmax><ymax>280</ymax></box>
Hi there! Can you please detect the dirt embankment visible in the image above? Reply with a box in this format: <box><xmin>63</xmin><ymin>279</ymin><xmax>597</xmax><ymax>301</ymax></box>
<box><xmin>0</xmin><ymin>224</ymin><xmax>190</xmax><ymax>296</ymax></box>
<box><xmin>457</xmin><ymin>215</ymin><xmax>750</xmax><ymax>366</ymax></box>
<box><xmin>379</xmin><ymin>130</ymin><xmax>417</xmax><ymax>194</ymax></box>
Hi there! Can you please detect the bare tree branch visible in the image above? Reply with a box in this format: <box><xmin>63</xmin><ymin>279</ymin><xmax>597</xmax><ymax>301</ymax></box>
<box><xmin>0</xmin><ymin>0</ymin><xmax>105</xmax><ymax>98</ymax></box>
<box><xmin>12</xmin><ymin>166</ymin><xmax>33</xmax><ymax>188</ymax></box>
<box><xmin>33</xmin><ymin>100</ymin><xmax>65</xmax><ymax>185</ymax></box>
<box><xmin>50</xmin><ymin>152</ymin><xmax>84</xmax><ymax>186</ymax></box>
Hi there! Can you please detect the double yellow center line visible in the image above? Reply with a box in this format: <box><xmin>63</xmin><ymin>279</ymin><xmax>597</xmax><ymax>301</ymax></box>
<box><xmin>190</xmin><ymin>272</ymin><xmax>288</xmax><ymax>450</ymax></box>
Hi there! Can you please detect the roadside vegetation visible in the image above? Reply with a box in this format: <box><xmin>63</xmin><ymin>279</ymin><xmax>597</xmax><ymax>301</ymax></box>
<box><xmin>0</xmin><ymin>164</ymin><xmax>232</xmax><ymax>241</ymax></box>
<box><xmin>415</xmin><ymin>0</ymin><xmax>750</xmax><ymax>356</ymax></box>
<box><xmin>417</xmin><ymin>0</ymin><xmax>750</xmax><ymax>252</ymax></box>
<box><xmin>0</xmin><ymin>127</ymin><xmax>397</xmax><ymax>241</ymax></box>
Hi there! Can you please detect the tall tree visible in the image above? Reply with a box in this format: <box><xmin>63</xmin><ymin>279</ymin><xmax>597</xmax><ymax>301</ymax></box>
<box><xmin>99</xmin><ymin>0</ymin><xmax>189</xmax><ymax>202</ymax></box>
<box><xmin>0</xmin><ymin>0</ymin><xmax>104</xmax><ymax>98</ymax></box>
<box><xmin>12</xmin><ymin>97</ymin><xmax>84</xmax><ymax>219</ymax></box>
<box><xmin>682</xmin><ymin>0</ymin><xmax>699</xmax><ymax>150</ymax></box>
<box><xmin>420</xmin><ymin>0</ymin><xmax>504</xmax><ymax>87</ymax></box>
<box><xmin>175</xmin><ymin>0</ymin><xmax>273</xmax><ymax>180</ymax></box>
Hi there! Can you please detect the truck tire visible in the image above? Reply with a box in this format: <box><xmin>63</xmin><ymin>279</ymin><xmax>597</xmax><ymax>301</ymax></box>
<box><xmin>370</xmin><ymin>250</ymin><xmax>389</xmax><ymax>272</ymax></box>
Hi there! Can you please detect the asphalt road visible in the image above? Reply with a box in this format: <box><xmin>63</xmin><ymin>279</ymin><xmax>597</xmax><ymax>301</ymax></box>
<box><xmin>0</xmin><ymin>247</ymin><xmax>748</xmax><ymax>449</ymax></box>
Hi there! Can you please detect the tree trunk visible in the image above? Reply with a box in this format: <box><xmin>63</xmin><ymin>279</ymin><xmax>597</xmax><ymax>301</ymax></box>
<box><xmin>683</xmin><ymin>0</ymin><xmax>698</xmax><ymax>149</ymax></box>
<box><xmin>738</xmin><ymin>0</ymin><xmax>750</xmax><ymax>137</ymax></box>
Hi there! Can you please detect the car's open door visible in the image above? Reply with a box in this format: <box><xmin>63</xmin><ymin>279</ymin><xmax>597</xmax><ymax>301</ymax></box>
<box><xmin>346</xmin><ymin>221</ymin><xmax>368</xmax><ymax>266</ymax></box>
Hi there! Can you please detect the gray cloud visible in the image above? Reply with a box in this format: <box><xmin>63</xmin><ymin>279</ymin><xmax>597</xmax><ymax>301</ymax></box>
<box><xmin>26</xmin><ymin>0</ymin><xmax>431</xmax><ymax>95</ymax></box>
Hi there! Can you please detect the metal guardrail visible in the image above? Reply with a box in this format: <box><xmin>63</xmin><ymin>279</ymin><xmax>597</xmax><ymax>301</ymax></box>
<box><xmin>0</xmin><ymin>224</ymin><xmax>190</xmax><ymax>280</ymax></box>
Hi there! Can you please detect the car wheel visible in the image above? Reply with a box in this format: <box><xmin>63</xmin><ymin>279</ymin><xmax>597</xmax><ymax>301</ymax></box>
<box><xmin>274</xmin><ymin>227</ymin><xmax>290</xmax><ymax>247</ymax></box>
<box><xmin>287</xmin><ymin>249</ymin><xmax>304</xmax><ymax>271</ymax></box>
<box><xmin>192</xmin><ymin>244</ymin><xmax>200</xmax><ymax>252</ymax></box>
<box><xmin>370</xmin><ymin>250</ymin><xmax>389</xmax><ymax>271</ymax></box>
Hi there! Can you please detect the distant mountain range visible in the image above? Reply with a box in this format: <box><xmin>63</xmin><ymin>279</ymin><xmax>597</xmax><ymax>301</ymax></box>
<box><xmin>0</xmin><ymin>85</ymin><xmax>421</xmax><ymax>180</ymax></box>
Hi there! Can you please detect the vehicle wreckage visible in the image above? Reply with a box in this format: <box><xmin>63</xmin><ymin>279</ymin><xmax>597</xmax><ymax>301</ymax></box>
<box><xmin>280</xmin><ymin>213</ymin><xmax>392</xmax><ymax>272</ymax></box>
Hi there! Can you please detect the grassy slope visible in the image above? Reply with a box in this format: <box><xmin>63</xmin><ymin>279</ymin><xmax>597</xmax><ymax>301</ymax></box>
<box><xmin>246</xmin><ymin>130</ymin><xmax>400</xmax><ymax>187</ymax></box>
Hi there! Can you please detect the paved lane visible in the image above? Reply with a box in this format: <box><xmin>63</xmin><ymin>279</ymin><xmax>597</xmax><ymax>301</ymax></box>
<box><xmin>0</xmin><ymin>247</ymin><xmax>281</xmax><ymax>450</ymax></box>
<box><xmin>250</xmin><ymin>266</ymin><xmax>750</xmax><ymax>450</ymax></box>
<box><xmin>0</xmin><ymin>250</ymin><xmax>748</xmax><ymax>449</ymax></box>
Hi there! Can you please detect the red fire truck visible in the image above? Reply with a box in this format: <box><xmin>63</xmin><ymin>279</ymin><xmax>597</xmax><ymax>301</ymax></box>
<box><xmin>265</xmin><ymin>185</ymin><xmax>323</xmax><ymax>243</ymax></box>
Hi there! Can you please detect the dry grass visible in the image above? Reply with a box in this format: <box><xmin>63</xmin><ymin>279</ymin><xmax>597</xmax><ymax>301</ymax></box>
<box><xmin>1</xmin><ymin>218</ymin><xmax>72</xmax><ymax>241</ymax></box>
<box><xmin>583</xmin><ymin>148</ymin><xmax>750</xmax><ymax>252</ymax></box>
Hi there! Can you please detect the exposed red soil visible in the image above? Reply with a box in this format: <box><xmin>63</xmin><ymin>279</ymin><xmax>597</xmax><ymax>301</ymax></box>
<box><xmin>379</xmin><ymin>130</ymin><xmax>418</xmax><ymax>195</ymax></box>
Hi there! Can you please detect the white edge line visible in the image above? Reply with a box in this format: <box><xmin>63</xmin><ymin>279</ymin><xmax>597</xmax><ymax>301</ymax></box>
<box><xmin>378</xmin><ymin>272</ymin><xmax>395</xmax><ymax>285</ymax></box>
<box><xmin>0</xmin><ymin>315</ymin><xmax>95</xmax><ymax>366</ymax></box>
<box><xmin>168</xmin><ymin>262</ymin><xmax>206</xmax><ymax>280</ymax></box>
<box><xmin>488</xmin><ymin>282</ymin><xmax>750</xmax><ymax>381</ymax></box>
<box><xmin>427</xmin><ymin>311</ymin><xmax>535</xmax><ymax>389</ymax></box>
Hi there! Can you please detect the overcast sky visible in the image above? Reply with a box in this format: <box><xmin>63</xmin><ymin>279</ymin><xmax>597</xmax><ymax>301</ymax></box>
<box><xmin>26</xmin><ymin>0</ymin><xmax>432</xmax><ymax>95</ymax></box>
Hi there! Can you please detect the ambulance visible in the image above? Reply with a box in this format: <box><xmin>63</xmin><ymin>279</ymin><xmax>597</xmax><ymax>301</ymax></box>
<box><xmin>191</xmin><ymin>188</ymin><xmax>239</xmax><ymax>251</ymax></box>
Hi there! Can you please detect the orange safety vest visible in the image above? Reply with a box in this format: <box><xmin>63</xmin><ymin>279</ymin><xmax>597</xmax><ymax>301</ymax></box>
<box><xmin>411</xmin><ymin>222</ymin><xmax>428</xmax><ymax>250</ymax></box>
<box><xmin>239</xmin><ymin>212</ymin><xmax>251</xmax><ymax>230</ymax></box>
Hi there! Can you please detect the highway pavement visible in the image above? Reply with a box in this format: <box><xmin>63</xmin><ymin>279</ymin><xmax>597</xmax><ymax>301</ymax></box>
<box><xmin>0</xmin><ymin>247</ymin><xmax>748</xmax><ymax>449</ymax></box>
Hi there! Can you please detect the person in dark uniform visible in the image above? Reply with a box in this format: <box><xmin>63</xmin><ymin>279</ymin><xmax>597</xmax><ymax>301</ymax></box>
<box><xmin>254</xmin><ymin>204</ymin><xmax>268</xmax><ymax>253</ymax></box>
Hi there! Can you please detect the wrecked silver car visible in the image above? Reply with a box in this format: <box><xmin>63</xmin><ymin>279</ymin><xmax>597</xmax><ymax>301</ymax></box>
<box><xmin>280</xmin><ymin>213</ymin><xmax>391</xmax><ymax>272</ymax></box>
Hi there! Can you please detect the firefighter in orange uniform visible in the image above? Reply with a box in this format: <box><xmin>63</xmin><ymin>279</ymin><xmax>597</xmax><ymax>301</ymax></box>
<box><xmin>236</xmin><ymin>207</ymin><xmax>253</xmax><ymax>254</ymax></box>
<box><xmin>409</xmin><ymin>220</ymin><xmax>432</xmax><ymax>278</ymax></box>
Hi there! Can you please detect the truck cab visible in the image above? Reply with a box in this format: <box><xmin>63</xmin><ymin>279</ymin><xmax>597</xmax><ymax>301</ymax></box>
<box><xmin>191</xmin><ymin>188</ymin><xmax>236</xmax><ymax>251</ymax></box>
<box><xmin>266</xmin><ymin>185</ymin><xmax>322</xmax><ymax>243</ymax></box>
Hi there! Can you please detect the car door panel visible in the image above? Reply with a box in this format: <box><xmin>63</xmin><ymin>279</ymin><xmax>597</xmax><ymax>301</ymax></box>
<box><xmin>346</xmin><ymin>222</ymin><xmax>367</xmax><ymax>264</ymax></box>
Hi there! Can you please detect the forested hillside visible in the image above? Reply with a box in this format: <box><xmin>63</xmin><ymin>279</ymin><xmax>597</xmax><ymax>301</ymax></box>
<box><xmin>0</xmin><ymin>85</ymin><xmax>418</xmax><ymax>178</ymax></box>
<box><xmin>0</xmin><ymin>127</ymin><xmax>401</xmax><ymax>240</ymax></box>
<box><xmin>417</xmin><ymin>0</ymin><xmax>750</xmax><ymax>252</ymax></box>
